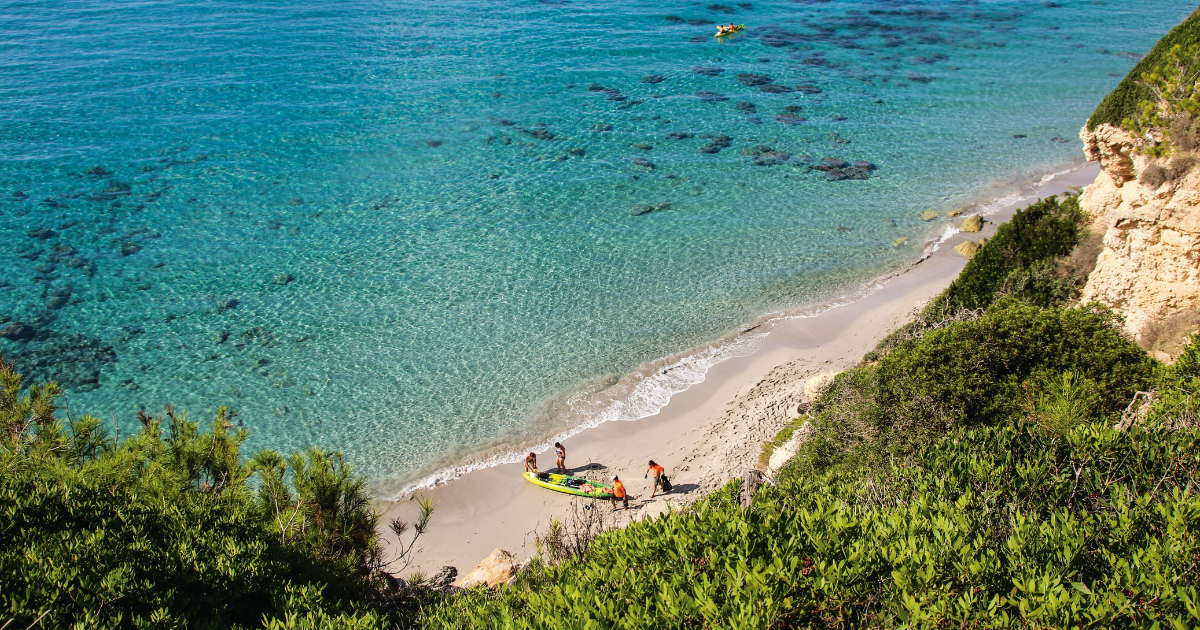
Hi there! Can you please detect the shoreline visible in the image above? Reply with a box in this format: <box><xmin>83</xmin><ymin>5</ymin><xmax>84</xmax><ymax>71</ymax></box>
<box><xmin>380</xmin><ymin>162</ymin><xmax>1101</xmax><ymax>575</ymax></box>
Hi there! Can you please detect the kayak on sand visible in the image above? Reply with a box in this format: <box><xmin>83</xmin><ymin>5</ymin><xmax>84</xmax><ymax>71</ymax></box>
<box><xmin>523</xmin><ymin>471</ymin><xmax>615</xmax><ymax>498</ymax></box>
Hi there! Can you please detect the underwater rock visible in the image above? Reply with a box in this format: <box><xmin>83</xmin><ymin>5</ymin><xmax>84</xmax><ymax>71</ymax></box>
<box><xmin>630</xmin><ymin>202</ymin><xmax>672</xmax><ymax>216</ymax></box>
<box><xmin>593</xmin><ymin>123</ymin><xmax>614</xmax><ymax>132</ymax></box>
<box><xmin>736</xmin><ymin>73</ymin><xmax>772</xmax><ymax>86</ymax></box>
<box><xmin>425</xmin><ymin>139</ymin><xmax>444</xmax><ymax>148</ymax></box>
<box><xmin>692</xmin><ymin>65</ymin><xmax>724</xmax><ymax>76</ymax></box>
<box><xmin>739</xmin><ymin>2</ymin><xmax>753</xmax><ymax>8</ymax></box>
<box><xmin>41</xmin><ymin>198</ymin><xmax>62</xmax><ymax>208</ymax></box>
<box><xmin>759</xmin><ymin>84</ymin><xmax>794</xmax><ymax>94</ymax></box>
<box><xmin>758</xmin><ymin>27</ymin><xmax>806</xmax><ymax>48</ymax></box>
<box><xmin>119</xmin><ymin>243</ymin><xmax>142</xmax><ymax>257</ymax></box>
<box><xmin>274</xmin><ymin>272</ymin><xmax>296</xmax><ymax>286</ymax></box>
<box><xmin>242</xmin><ymin>327</ymin><xmax>274</xmax><ymax>345</ymax></box>
<box><xmin>830</xmin><ymin>114</ymin><xmax>847</xmax><ymax>121</ymax></box>
<box><xmin>522</xmin><ymin>128</ymin><xmax>556</xmax><ymax>141</ymax></box>
<box><xmin>216</xmin><ymin>331</ymin><xmax>230</xmax><ymax>345</ymax></box>
<box><xmin>587</xmin><ymin>83</ymin><xmax>606</xmax><ymax>91</ymax></box>
<box><xmin>633</xmin><ymin>158</ymin><xmax>656</xmax><ymax>169</ymax></box>
<box><xmin>667</xmin><ymin>131</ymin><xmax>693</xmax><ymax>140</ymax></box>
<box><xmin>45</xmin><ymin>287</ymin><xmax>72</xmax><ymax>310</ymax></box>
<box><xmin>795</xmin><ymin>82</ymin><xmax>822</xmax><ymax>94</ymax></box>
<box><xmin>755</xmin><ymin>151</ymin><xmax>790</xmax><ymax>166</ymax></box>
<box><xmin>687</xmin><ymin>18</ymin><xmax>715</xmax><ymax>26</ymax></box>
<box><xmin>568</xmin><ymin>147</ymin><xmax>586</xmax><ymax>156</ymax></box>
<box><xmin>946</xmin><ymin>210</ymin><xmax>964</xmax><ymax>217</ymax></box>
<box><xmin>84</xmin><ymin>166</ymin><xmax>110</xmax><ymax>177</ymax></box>
<box><xmin>919</xmin><ymin>210</ymin><xmax>940</xmax><ymax>222</ymax></box>
<box><xmin>852</xmin><ymin>161</ymin><xmax>876</xmax><ymax>171</ymax></box>
<box><xmin>289</xmin><ymin>198</ymin><xmax>304</xmax><ymax>205</ymax></box>
<box><xmin>784</xmin><ymin>105</ymin><xmax>802</xmax><ymax>113</ymax></box>
<box><xmin>605</xmin><ymin>89</ymin><xmax>627</xmax><ymax>101</ymax></box>
<box><xmin>689</xmin><ymin>35</ymin><xmax>708</xmax><ymax>43</ymax></box>
<box><xmin>498</xmin><ymin>119</ymin><xmax>516</xmax><ymax>126</ymax></box>
<box><xmin>829</xmin><ymin>132</ymin><xmax>851</xmax><ymax>144</ymax></box>
<box><xmin>642</xmin><ymin>74</ymin><xmax>666</xmax><ymax>84</ymax></box>
<box><xmin>906</xmin><ymin>73</ymin><xmax>934</xmax><ymax>84</ymax></box>
<box><xmin>12</xmin><ymin>191</ymin><xmax>28</xmax><ymax>199</ymax></box>
<box><xmin>774</xmin><ymin>113</ymin><xmax>805</xmax><ymax>125</ymax></box>
<box><xmin>27</xmin><ymin>228</ymin><xmax>56</xmax><ymax>240</ymax></box>
<box><xmin>0</xmin><ymin>323</ymin><xmax>37</xmax><ymax>341</ymax></box>
<box><xmin>665</xmin><ymin>15</ymin><xmax>685</xmax><ymax>23</ymax></box>
<box><xmin>699</xmin><ymin>135</ymin><xmax>733</xmax><ymax>154</ymax></box>
<box><xmin>219</xmin><ymin>298</ymin><xmax>240</xmax><ymax>311</ymax></box>
<box><xmin>1051</xmin><ymin>136</ymin><xmax>1070</xmax><ymax>143</ymax></box>
<box><xmin>696</xmin><ymin>91</ymin><xmax>728</xmax><ymax>102</ymax></box>
<box><xmin>1013</xmin><ymin>134</ymin><xmax>1027</xmax><ymax>139</ymax></box>
<box><xmin>707</xmin><ymin>4</ymin><xmax>735</xmax><ymax>13</ymax></box>
<box><xmin>736</xmin><ymin>101</ymin><xmax>756</xmax><ymax>113</ymax></box>
<box><xmin>634</xmin><ymin>143</ymin><xmax>653</xmax><ymax>151</ymax></box>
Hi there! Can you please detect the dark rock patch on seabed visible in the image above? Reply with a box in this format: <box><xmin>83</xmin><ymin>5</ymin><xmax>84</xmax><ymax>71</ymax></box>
<box><xmin>692</xmin><ymin>65</ymin><xmax>724</xmax><ymax>76</ymax></box>
<box><xmin>700</xmin><ymin>135</ymin><xmax>733</xmax><ymax>154</ymax></box>
<box><xmin>642</xmin><ymin>74</ymin><xmax>666</xmax><ymax>84</ymax></box>
<box><xmin>629</xmin><ymin>202</ymin><xmax>672</xmax><ymax>216</ymax></box>
<box><xmin>808</xmin><ymin>158</ymin><xmax>877</xmax><ymax>181</ymax></box>
<box><xmin>737</xmin><ymin>73</ymin><xmax>772</xmax><ymax>86</ymax></box>
<box><xmin>696</xmin><ymin>91</ymin><xmax>728</xmax><ymax>102</ymax></box>
<box><xmin>667</xmin><ymin>131</ymin><xmax>694</xmax><ymax>139</ymax></box>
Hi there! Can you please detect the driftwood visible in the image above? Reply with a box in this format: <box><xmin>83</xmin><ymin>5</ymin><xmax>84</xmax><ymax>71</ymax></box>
<box><xmin>1117</xmin><ymin>391</ymin><xmax>1156</xmax><ymax>432</ymax></box>
<box><xmin>741</xmin><ymin>470</ymin><xmax>776</xmax><ymax>508</ymax></box>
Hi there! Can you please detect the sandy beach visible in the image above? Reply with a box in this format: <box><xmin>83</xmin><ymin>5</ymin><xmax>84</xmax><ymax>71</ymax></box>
<box><xmin>381</xmin><ymin>163</ymin><xmax>1102</xmax><ymax>576</ymax></box>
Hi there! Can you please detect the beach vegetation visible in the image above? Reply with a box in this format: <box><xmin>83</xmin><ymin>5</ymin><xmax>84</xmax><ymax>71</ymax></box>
<box><xmin>0</xmin><ymin>356</ymin><xmax>416</xmax><ymax>630</ymax></box>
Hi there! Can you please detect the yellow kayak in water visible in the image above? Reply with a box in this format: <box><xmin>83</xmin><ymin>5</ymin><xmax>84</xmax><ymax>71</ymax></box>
<box><xmin>715</xmin><ymin>24</ymin><xmax>744</xmax><ymax>37</ymax></box>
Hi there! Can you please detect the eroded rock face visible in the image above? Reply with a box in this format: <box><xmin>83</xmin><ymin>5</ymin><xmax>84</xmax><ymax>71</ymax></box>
<box><xmin>454</xmin><ymin>548</ymin><xmax>522</xmax><ymax>588</ymax></box>
<box><xmin>1078</xmin><ymin>123</ymin><xmax>1200</xmax><ymax>351</ymax></box>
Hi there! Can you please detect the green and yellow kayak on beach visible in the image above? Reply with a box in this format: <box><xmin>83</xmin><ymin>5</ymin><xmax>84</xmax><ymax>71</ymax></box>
<box><xmin>523</xmin><ymin>471</ymin><xmax>614</xmax><ymax>498</ymax></box>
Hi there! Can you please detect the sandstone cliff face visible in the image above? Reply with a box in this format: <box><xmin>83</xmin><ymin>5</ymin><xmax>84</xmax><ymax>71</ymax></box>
<box><xmin>1078</xmin><ymin>123</ymin><xmax>1200</xmax><ymax>356</ymax></box>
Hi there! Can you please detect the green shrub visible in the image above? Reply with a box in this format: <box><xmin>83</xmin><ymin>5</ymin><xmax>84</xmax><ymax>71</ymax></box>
<box><xmin>928</xmin><ymin>195</ymin><xmax>1084</xmax><ymax>314</ymax></box>
<box><xmin>805</xmin><ymin>299</ymin><xmax>1156</xmax><ymax>473</ymax></box>
<box><xmin>0</xmin><ymin>358</ymin><xmax>396</xmax><ymax>629</ymax></box>
<box><xmin>1089</xmin><ymin>7</ymin><xmax>1200</xmax><ymax>130</ymax></box>
<box><xmin>421</xmin><ymin>414</ymin><xmax>1200</xmax><ymax>629</ymax></box>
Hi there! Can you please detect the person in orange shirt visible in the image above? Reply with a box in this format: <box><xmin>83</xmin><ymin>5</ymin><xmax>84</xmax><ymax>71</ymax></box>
<box><xmin>609</xmin><ymin>475</ymin><xmax>628</xmax><ymax>511</ymax></box>
<box><xmin>645</xmin><ymin>460</ymin><xmax>666</xmax><ymax>497</ymax></box>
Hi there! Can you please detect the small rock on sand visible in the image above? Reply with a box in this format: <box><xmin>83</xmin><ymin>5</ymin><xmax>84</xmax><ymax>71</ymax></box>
<box><xmin>960</xmin><ymin>215</ymin><xmax>983</xmax><ymax>232</ymax></box>
<box><xmin>953</xmin><ymin>239</ymin><xmax>985</xmax><ymax>258</ymax></box>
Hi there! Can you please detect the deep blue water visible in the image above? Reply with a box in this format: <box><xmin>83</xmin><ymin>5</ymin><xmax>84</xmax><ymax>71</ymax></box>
<box><xmin>0</xmin><ymin>0</ymin><xmax>1191</xmax><ymax>493</ymax></box>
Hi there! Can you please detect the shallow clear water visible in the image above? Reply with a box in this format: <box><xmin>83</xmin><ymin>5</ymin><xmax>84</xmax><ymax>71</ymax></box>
<box><xmin>0</xmin><ymin>0</ymin><xmax>1191</xmax><ymax>492</ymax></box>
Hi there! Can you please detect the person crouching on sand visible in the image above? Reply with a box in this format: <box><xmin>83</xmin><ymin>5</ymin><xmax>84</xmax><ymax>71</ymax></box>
<box><xmin>610</xmin><ymin>475</ymin><xmax>628</xmax><ymax>511</ymax></box>
<box><xmin>554</xmin><ymin>442</ymin><xmax>566</xmax><ymax>473</ymax></box>
<box><xmin>646</xmin><ymin>460</ymin><xmax>665</xmax><ymax>497</ymax></box>
<box><xmin>525</xmin><ymin>451</ymin><xmax>537</xmax><ymax>474</ymax></box>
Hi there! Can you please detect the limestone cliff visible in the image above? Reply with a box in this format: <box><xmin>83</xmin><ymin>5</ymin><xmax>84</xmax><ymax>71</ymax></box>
<box><xmin>1077</xmin><ymin>123</ymin><xmax>1200</xmax><ymax>358</ymax></box>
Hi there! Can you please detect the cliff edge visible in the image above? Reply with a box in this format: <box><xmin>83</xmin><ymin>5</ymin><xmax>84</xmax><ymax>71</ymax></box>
<box><xmin>1077</xmin><ymin>122</ymin><xmax>1200</xmax><ymax>359</ymax></box>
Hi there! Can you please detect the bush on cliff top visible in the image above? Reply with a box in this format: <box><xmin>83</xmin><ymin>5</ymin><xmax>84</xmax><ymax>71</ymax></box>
<box><xmin>1088</xmin><ymin>7</ymin><xmax>1200</xmax><ymax>130</ymax></box>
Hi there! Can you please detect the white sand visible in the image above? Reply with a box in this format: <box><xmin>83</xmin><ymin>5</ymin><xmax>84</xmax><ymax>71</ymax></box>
<box><xmin>379</xmin><ymin>164</ymin><xmax>1101</xmax><ymax>576</ymax></box>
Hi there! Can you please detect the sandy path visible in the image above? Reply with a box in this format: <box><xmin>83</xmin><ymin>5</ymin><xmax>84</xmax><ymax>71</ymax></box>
<box><xmin>379</xmin><ymin>164</ymin><xmax>1101</xmax><ymax>576</ymax></box>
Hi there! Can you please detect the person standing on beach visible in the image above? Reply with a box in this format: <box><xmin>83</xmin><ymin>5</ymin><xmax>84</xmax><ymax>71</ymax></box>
<box><xmin>554</xmin><ymin>442</ymin><xmax>566</xmax><ymax>473</ymax></box>
<box><xmin>525</xmin><ymin>451</ymin><xmax>537</xmax><ymax>474</ymax></box>
<box><xmin>645</xmin><ymin>460</ymin><xmax>666</xmax><ymax>497</ymax></box>
<box><xmin>609</xmin><ymin>475</ymin><xmax>628</xmax><ymax>511</ymax></box>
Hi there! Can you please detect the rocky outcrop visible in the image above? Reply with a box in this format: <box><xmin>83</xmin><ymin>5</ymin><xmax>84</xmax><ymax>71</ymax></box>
<box><xmin>1077</xmin><ymin>123</ymin><xmax>1200</xmax><ymax>355</ymax></box>
<box><xmin>454</xmin><ymin>548</ymin><xmax>523</xmax><ymax>588</ymax></box>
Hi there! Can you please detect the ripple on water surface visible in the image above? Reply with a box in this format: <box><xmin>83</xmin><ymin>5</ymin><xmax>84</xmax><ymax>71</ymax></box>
<box><xmin>0</xmin><ymin>0</ymin><xmax>1191</xmax><ymax>492</ymax></box>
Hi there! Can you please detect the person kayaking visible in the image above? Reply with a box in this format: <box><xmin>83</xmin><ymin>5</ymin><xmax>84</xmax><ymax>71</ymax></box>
<box><xmin>554</xmin><ymin>442</ymin><xmax>567</xmax><ymax>473</ymax></box>
<box><xmin>609</xmin><ymin>475</ymin><xmax>628</xmax><ymax>511</ymax></box>
<box><xmin>645</xmin><ymin>460</ymin><xmax>666</xmax><ymax>497</ymax></box>
<box><xmin>524</xmin><ymin>451</ymin><xmax>537</xmax><ymax>474</ymax></box>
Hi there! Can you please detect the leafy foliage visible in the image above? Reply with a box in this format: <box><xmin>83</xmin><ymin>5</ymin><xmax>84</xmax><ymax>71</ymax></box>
<box><xmin>1089</xmin><ymin>7</ymin><xmax>1200</xmax><ymax>130</ymax></box>
<box><xmin>422</xmin><ymin>413</ymin><xmax>1200</xmax><ymax>629</ymax></box>
<box><xmin>1124</xmin><ymin>43</ymin><xmax>1200</xmax><ymax>157</ymax></box>
<box><xmin>0</xmin><ymin>357</ymin><xmax>402</xmax><ymax>630</ymax></box>
<box><xmin>927</xmin><ymin>195</ymin><xmax>1085</xmax><ymax>314</ymax></box>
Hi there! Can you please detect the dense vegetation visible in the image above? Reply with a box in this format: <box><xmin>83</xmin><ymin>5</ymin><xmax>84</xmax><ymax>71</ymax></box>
<box><xmin>420</xmin><ymin>193</ymin><xmax>1200</xmax><ymax>628</ymax></box>
<box><xmin>0</xmin><ymin>360</ymin><xmax>428</xmax><ymax>629</ymax></box>
<box><xmin>1088</xmin><ymin>7</ymin><xmax>1200</xmax><ymax>130</ymax></box>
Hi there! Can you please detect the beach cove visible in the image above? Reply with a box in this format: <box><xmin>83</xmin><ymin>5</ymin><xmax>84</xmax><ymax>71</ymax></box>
<box><xmin>387</xmin><ymin>164</ymin><xmax>1102</xmax><ymax>574</ymax></box>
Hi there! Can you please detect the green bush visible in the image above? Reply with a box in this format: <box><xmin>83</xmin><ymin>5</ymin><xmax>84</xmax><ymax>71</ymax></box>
<box><xmin>805</xmin><ymin>299</ymin><xmax>1155</xmax><ymax>472</ymax></box>
<box><xmin>422</xmin><ymin>413</ymin><xmax>1200</xmax><ymax>628</ymax></box>
<box><xmin>1089</xmin><ymin>7</ymin><xmax>1200</xmax><ymax>130</ymax></box>
<box><xmin>928</xmin><ymin>195</ymin><xmax>1084</xmax><ymax>314</ymax></box>
<box><xmin>0</xmin><ymin>358</ymin><xmax>396</xmax><ymax>630</ymax></box>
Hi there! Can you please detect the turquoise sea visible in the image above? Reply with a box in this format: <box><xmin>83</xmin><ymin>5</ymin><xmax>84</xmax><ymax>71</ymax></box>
<box><xmin>0</xmin><ymin>0</ymin><xmax>1192</xmax><ymax>494</ymax></box>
